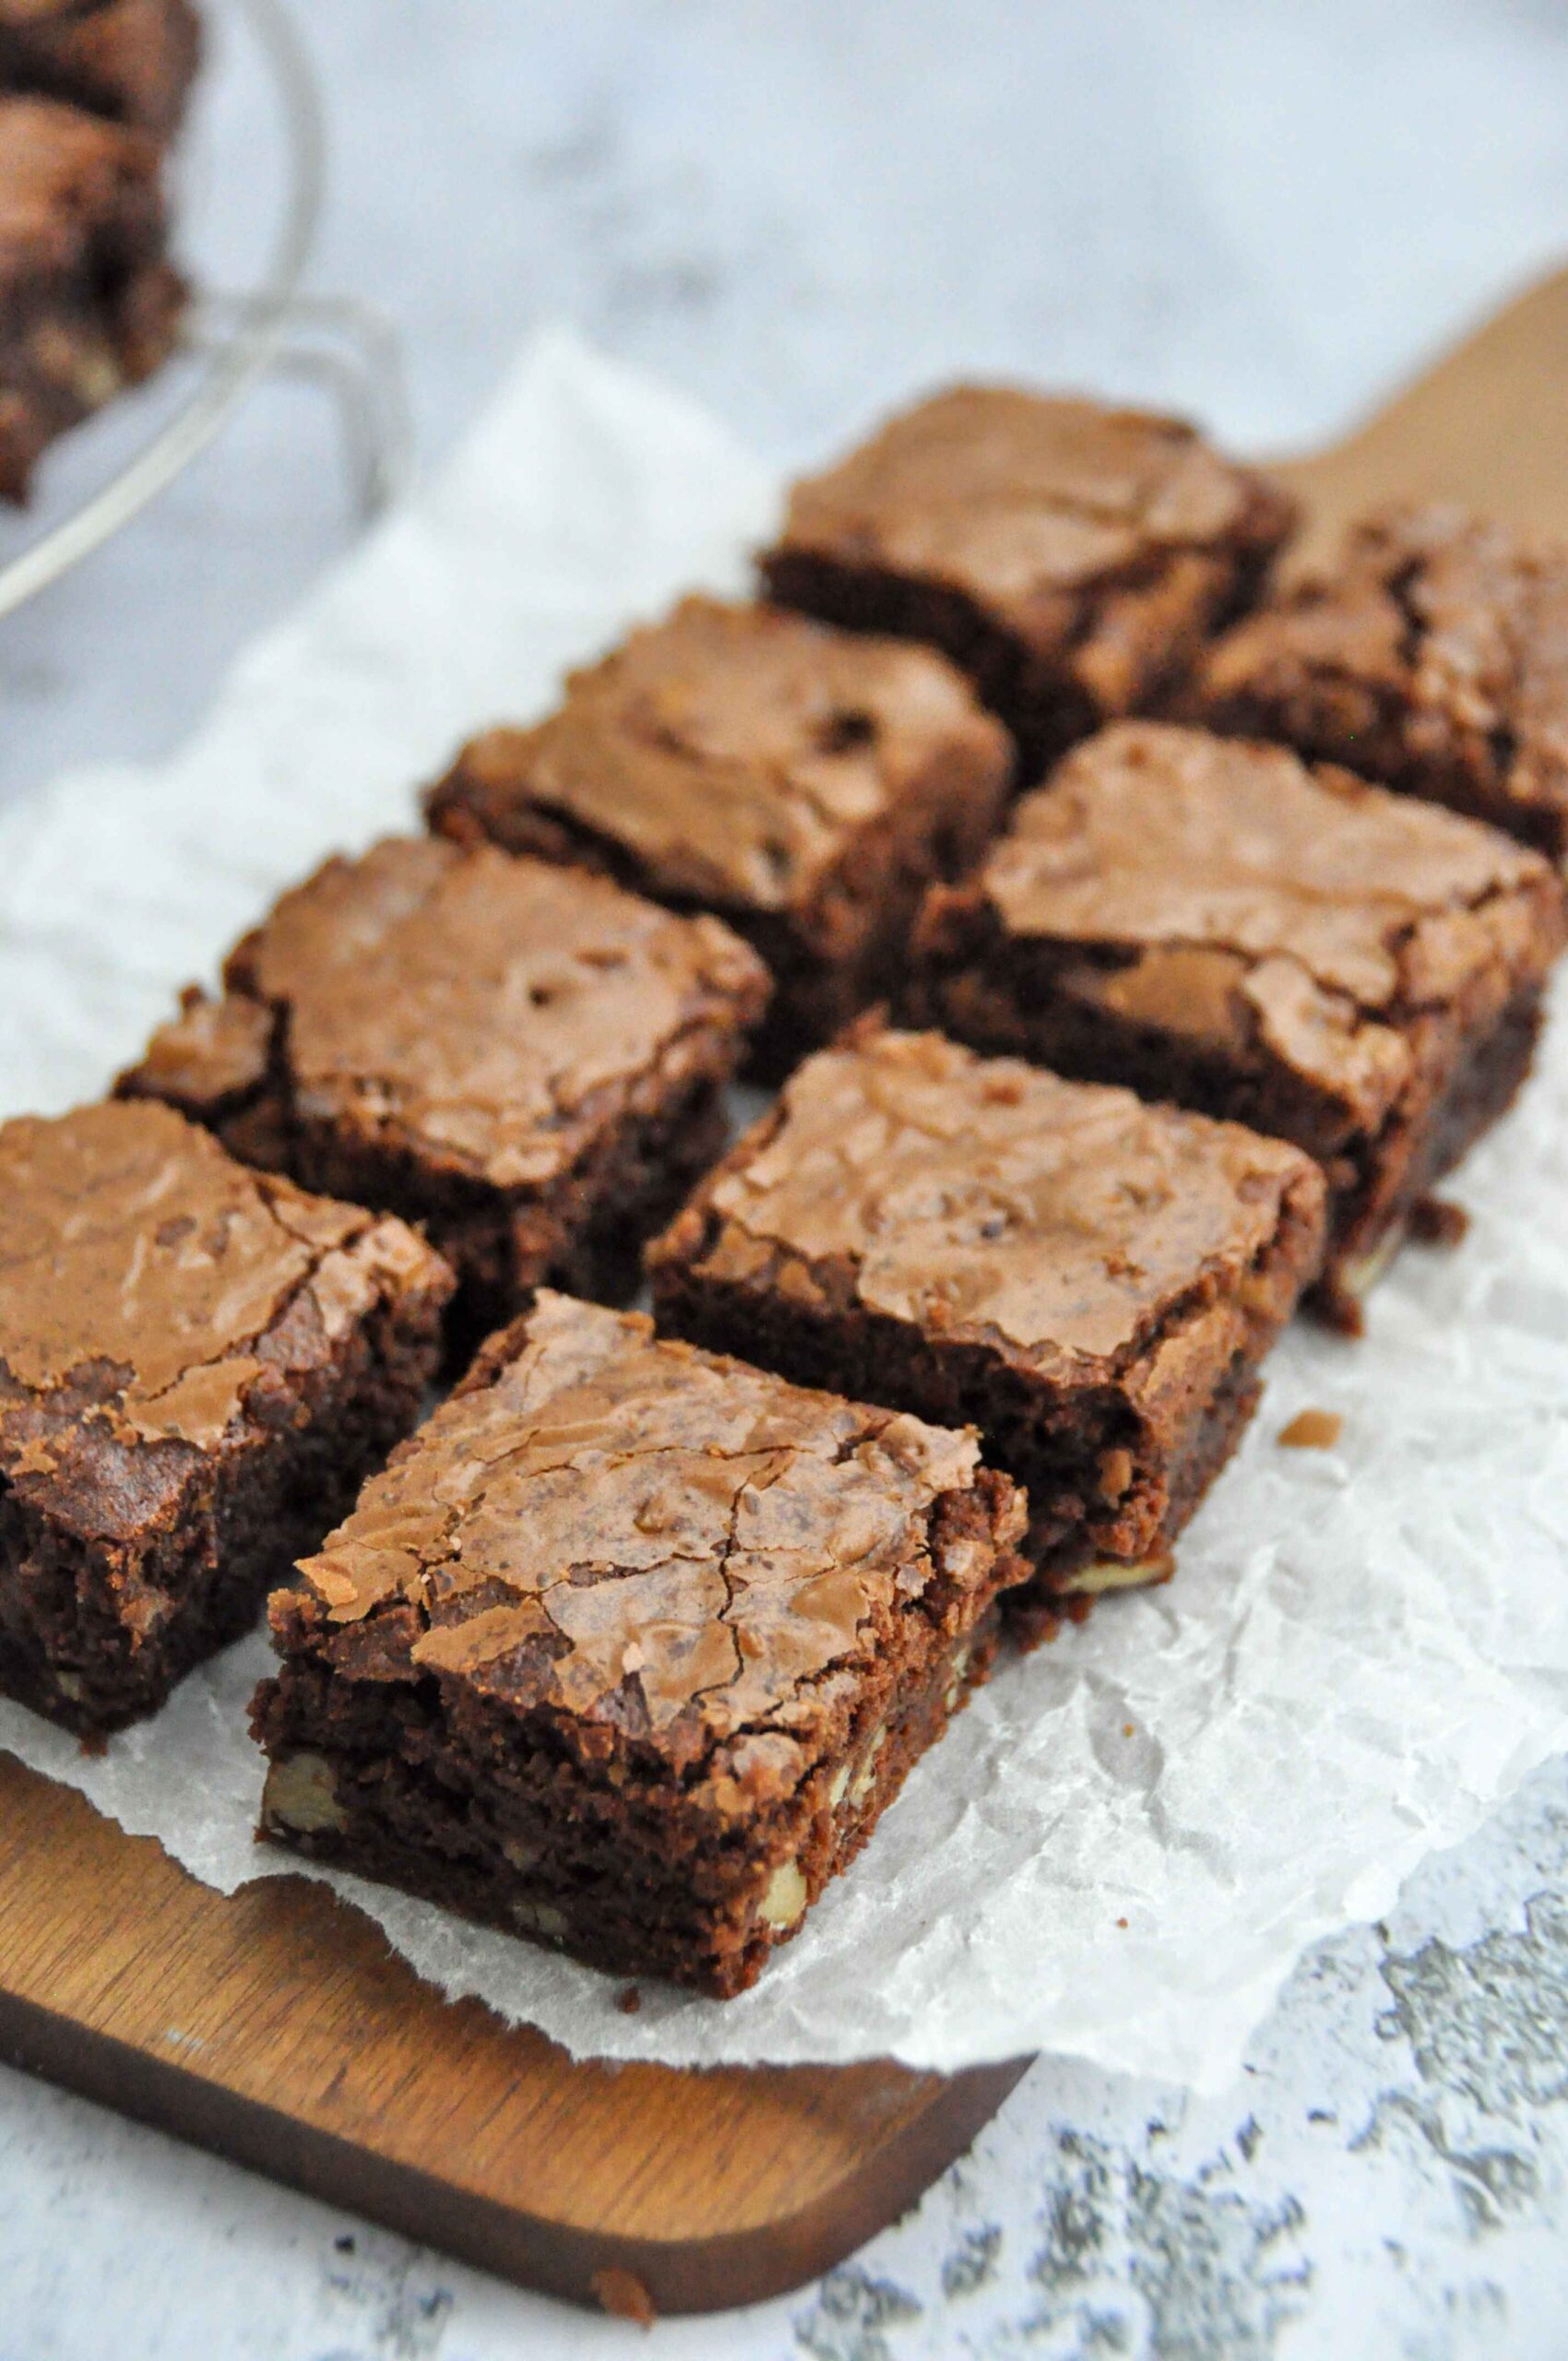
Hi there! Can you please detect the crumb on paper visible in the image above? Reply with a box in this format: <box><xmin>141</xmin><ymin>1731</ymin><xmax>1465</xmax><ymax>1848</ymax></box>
<box><xmin>1278</xmin><ymin>1408</ymin><xmax>1343</xmax><ymax>1450</ymax></box>
<box><xmin>1410</xmin><ymin>1193</ymin><xmax>1469</xmax><ymax>1247</ymax></box>
<box><xmin>1116</xmin><ymin>1917</ymin><xmax>1129</xmax><ymax>1929</ymax></box>
<box><xmin>617</xmin><ymin>1984</ymin><xmax>642</xmax><ymax>2015</ymax></box>
<box><xmin>591</xmin><ymin>2265</ymin><xmax>658</xmax><ymax>2327</ymax></box>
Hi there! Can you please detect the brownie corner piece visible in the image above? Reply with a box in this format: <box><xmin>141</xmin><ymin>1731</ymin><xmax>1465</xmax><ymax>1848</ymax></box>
<box><xmin>0</xmin><ymin>1097</ymin><xmax>453</xmax><ymax>1735</ymax></box>
<box><xmin>424</xmin><ymin>594</ymin><xmax>1013</xmax><ymax>1071</ymax></box>
<box><xmin>648</xmin><ymin>1022</ymin><xmax>1325</xmax><ymax>1634</ymax></box>
<box><xmin>759</xmin><ymin>386</ymin><xmax>1296</xmax><ymax>769</ymax></box>
<box><xmin>0</xmin><ymin>0</ymin><xmax>202</xmax><ymax>140</ymax></box>
<box><xmin>250</xmin><ymin>1288</ymin><xmax>1027</xmax><ymax>1998</ymax></box>
<box><xmin>0</xmin><ymin>91</ymin><xmax>184</xmax><ymax>501</ymax></box>
<box><xmin>117</xmin><ymin>835</ymin><xmax>770</xmax><ymax>1338</ymax></box>
<box><xmin>1190</xmin><ymin>503</ymin><xmax>1568</xmax><ymax>860</ymax></box>
<box><xmin>910</xmin><ymin>720</ymin><xmax>1565</xmax><ymax>1323</ymax></box>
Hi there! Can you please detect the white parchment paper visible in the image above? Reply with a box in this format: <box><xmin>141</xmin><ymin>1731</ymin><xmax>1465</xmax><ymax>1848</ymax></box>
<box><xmin>2</xmin><ymin>330</ymin><xmax>1566</xmax><ymax>2086</ymax></box>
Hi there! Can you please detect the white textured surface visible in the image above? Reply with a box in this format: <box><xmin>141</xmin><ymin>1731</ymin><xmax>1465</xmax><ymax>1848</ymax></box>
<box><xmin>4</xmin><ymin>1</ymin><xmax>1568</xmax><ymax>2353</ymax></box>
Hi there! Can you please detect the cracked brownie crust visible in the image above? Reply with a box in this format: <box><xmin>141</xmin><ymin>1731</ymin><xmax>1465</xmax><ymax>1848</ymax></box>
<box><xmin>1191</xmin><ymin>505</ymin><xmax>1568</xmax><ymax>859</ymax></box>
<box><xmin>0</xmin><ymin>1098</ymin><xmax>453</xmax><ymax>1734</ymax></box>
<box><xmin>0</xmin><ymin>92</ymin><xmax>184</xmax><ymax>501</ymax></box>
<box><xmin>0</xmin><ymin>0</ymin><xmax>201</xmax><ymax>139</ymax></box>
<box><xmin>425</xmin><ymin>595</ymin><xmax>1012</xmax><ymax>1074</ymax></box>
<box><xmin>760</xmin><ymin>386</ymin><xmax>1296</xmax><ymax>772</ymax></box>
<box><xmin>911</xmin><ymin>723</ymin><xmax>1566</xmax><ymax>1323</ymax></box>
<box><xmin>649</xmin><ymin>1024</ymin><xmax>1325</xmax><ymax>1633</ymax></box>
<box><xmin>252</xmin><ymin>1289</ymin><xmax>1028</xmax><ymax>1998</ymax></box>
<box><xmin>118</xmin><ymin>836</ymin><xmax>770</xmax><ymax>1342</ymax></box>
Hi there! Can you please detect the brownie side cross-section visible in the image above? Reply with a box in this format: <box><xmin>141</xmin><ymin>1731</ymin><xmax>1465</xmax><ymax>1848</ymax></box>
<box><xmin>117</xmin><ymin>836</ymin><xmax>770</xmax><ymax>1345</ymax></box>
<box><xmin>0</xmin><ymin>1098</ymin><xmax>453</xmax><ymax>1736</ymax></box>
<box><xmin>425</xmin><ymin>595</ymin><xmax>1013</xmax><ymax>1075</ymax></box>
<box><xmin>910</xmin><ymin>722</ymin><xmax>1566</xmax><ymax>1326</ymax></box>
<box><xmin>0</xmin><ymin>92</ymin><xmax>183</xmax><ymax>500</ymax></box>
<box><xmin>1189</xmin><ymin>504</ymin><xmax>1568</xmax><ymax>860</ymax></box>
<box><xmin>649</xmin><ymin>1023</ymin><xmax>1324</xmax><ymax>1637</ymax></box>
<box><xmin>250</xmin><ymin>1290</ymin><xmax>1028</xmax><ymax>1999</ymax></box>
<box><xmin>0</xmin><ymin>0</ymin><xmax>201</xmax><ymax>140</ymax></box>
<box><xmin>759</xmin><ymin>386</ymin><xmax>1296</xmax><ymax>773</ymax></box>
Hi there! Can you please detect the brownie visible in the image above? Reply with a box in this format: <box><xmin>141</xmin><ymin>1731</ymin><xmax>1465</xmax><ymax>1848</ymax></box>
<box><xmin>425</xmin><ymin>596</ymin><xmax>1013</xmax><ymax>1074</ymax></box>
<box><xmin>759</xmin><ymin>386</ymin><xmax>1296</xmax><ymax>772</ymax></box>
<box><xmin>250</xmin><ymin>1289</ymin><xmax>1028</xmax><ymax>1999</ymax></box>
<box><xmin>0</xmin><ymin>1098</ymin><xmax>452</xmax><ymax>1736</ymax></box>
<box><xmin>0</xmin><ymin>0</ymin><xmax>200</xmax><ymax>139</ymax></box>
<box><xmin>649</xmin><ymin>1023</ymin><xmax>1324</xmax><ymax>1634</ymax></box>
<box><xmin>0</xmin><ymin>92</ymin><xmax>183</xmax><ymax>500</ymax></box>
<box><xmin>911</xmin><ymin>722</ymin><xmax>1567</xmax><ymax>1326</ymax></box>
<box><xmin>1189</xmin><ymin>505</ymin><xmax>1568</xmax><ymax>860</ymax></box>
<box><xmin>117</xmin><ymin>836</ymin><xmax>770</xmax><ymax>1343</ymax></box>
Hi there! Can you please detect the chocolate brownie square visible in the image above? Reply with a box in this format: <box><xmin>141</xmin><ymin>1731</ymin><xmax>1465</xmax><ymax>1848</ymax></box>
<box><xmin>118</xmin><ymin>837</ymin><xmax>769</xmax><ymax>1342</ymax></box>
<box><xmin>759</xmin><ymin>386</ymin><xmax>1296</xmax><ymax>772</ymax></box>
<box><xmin>0</xmin><ymin>0</ymin><xmax>201</xmax><ymax>139</ymax></box>
<box><xmin>911</xmin><ymin>722</ymin><xmax>1566</xmax><ymax>1326</ymax></box>
<box><xmin>0</xmin><ymin>1098</ymin><xmax>452</xmax><ymax>1736</ymax></box>
<box><xmin>425</xmin><ymin>595</ymin><xmax>1012</xmax><ymax>1075</ymax></box>
<box><xmin>649</xmin><ymin>1024</ymin><xmax>1324</xmax><ymax>1634</ymax></box>
<box><xmin>0</xmin><ymin>92</ymin><xmax>183</xmax><ymax>498</ymax></box>
<box><xmin>1190</xmin><ymin>505</ymin><xmax>1568</xmax><ymax>859</ymax></box>
<box><xmin>251</xmin><ymin>1290</ymin><xmax>1028</xmax><ymax>1998</ymax></box>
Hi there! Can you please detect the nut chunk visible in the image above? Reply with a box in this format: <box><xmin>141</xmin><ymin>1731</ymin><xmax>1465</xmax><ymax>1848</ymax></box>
<box><xmin>0</xmin><ymin>1099</ymin><xmax>453</xmax><ymax>1735</ymax></box>
<box><xmin>1193</xmin><ymin>505</ymin><xmax>1568</xmax><ymax>859</ymax></box>
<box><xmin>251</xmin><ymin>1291</ymin><xmax>1028</xmax><ymax>1998</ymax></box>
<box><xmin>650</xmin><ymin>1024</ymin><xmax>1324</xmax><ymax>1636</ymax></box>
<box><xmin>761</xmin><ymin>386</ymin><xmax>1294</xmax><ymax>771</ymax></box>
<box><xmin>426</xmin><ymin>595</ymin><xmax>1011</xmax><ymax>1074</ymax></box>
<box><xmin>119</xmin><ymin>836</ymin><xmax>770</xmax><ymax>1342</ymax></box>
<box><xmin>0</xmin><ymin>94</ymin><xmax>184</xmax><ymax>500</ymax></box>
<box><xmin>912</xmin><ymin>723</ymin><xmax>1566</xmax><ymax>1324</ymax></box>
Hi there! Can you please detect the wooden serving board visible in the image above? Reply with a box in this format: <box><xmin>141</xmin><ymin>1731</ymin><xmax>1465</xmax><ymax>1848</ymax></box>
<box><xmin>2</xmin><ymin>266</ymin><xmax>1565</xmax><ymax>2321</ymax></box>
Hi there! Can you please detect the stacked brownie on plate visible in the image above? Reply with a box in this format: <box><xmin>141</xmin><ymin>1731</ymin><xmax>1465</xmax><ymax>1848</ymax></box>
<box><xmin>0</xmin><ymin>0</ymin><xmax>199</xmax><ymax>499</ymax></box>
<box><xmin>6</xmin><ymin>381</ymin><xmax>1565</xmax><ymax>1997</ymax></box>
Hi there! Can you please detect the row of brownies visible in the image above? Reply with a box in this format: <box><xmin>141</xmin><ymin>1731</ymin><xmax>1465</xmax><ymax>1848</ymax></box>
<box><xmin>4</xmin><ymin>387</ymin><xmax>1565</xmax><ymax>2000</ymax></box>
<box><xmin>0</xmin><ymin>0</ymin><xmax>202</xmax><ymax>502</ymax></box>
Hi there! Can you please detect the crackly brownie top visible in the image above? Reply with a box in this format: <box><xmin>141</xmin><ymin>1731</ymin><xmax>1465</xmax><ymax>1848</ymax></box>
<box><xmin>289</xmin><ymin>1290</ymin><xmax>1005</xmax><ymax>1774</ymax></box>
<box><xmin>657</xmin><ymin>1027</ymin><xmax>1316</xmax><ymax>1375</ymax></box>
<box><xmin>0</xmin><ymin>93</ymin><xmax>154</xmax><ymax>266</ymax></box>
<box><xmin>957</xmin><ymin>722</ymin><xmax>1562</xmax><ymax>1125</ymax></box>
<box><xmin>127</xmin><ymin>837</ymin><xmax>768</xmax><ymax>1186</ymax></box>
<box><xmin>0</xmin><ymin>1099</ymin><xmax>448</xmax><ymax>1530</ymax></box>
<box><xmin>1198</xmin><ymin>504</ymin><xmax>1568</xmax><ymax>839</ymax></box>
<box><xmin>430</xmin><ymin>596</ymin><xmax>1008</xmax><ymax>912</ymax></box>
<box><xmin>769</xmin><ymin>387</ymin><xmax>1292</xmax><ymax>627</ymax></box>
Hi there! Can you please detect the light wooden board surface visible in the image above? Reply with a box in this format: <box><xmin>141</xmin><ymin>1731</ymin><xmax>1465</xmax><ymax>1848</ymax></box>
<box><xmin>2</xmin><ymin>264</ymin><xmax>1563</xmax><ymax>2321</ymax></box>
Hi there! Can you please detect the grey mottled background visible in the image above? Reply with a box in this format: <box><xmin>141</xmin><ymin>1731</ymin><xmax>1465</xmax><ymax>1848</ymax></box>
<box><xmin>3</xmin><ymin>4</ymin><xmax>1568</xmax><ymax>2355</ymax></box>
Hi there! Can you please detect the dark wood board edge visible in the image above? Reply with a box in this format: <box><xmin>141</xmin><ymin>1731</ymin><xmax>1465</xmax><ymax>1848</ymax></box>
<box><xmin>0</xmin><ymin>1979</ymin><xmax>1030</xmax><ymax>2315</ymax></box>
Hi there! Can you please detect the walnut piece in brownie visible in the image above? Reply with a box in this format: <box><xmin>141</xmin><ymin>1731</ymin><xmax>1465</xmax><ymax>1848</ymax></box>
<box><xmin>0</xmin><ymin>1098</ymin><xmax>452</xmax><ymax>1736</ymax></box>
<box><xmin>426</xmin><ymin>596</ymin><xmax>1012</xmax><ymax>1074</ymax></box>
<box><xmin>0</xmin><ymin>0</ymin><xmax>201</xmax><ymax>140</ymax></box>
<box><xmin>760</xmin><ymin>386</ymin><xmax>1296</xmax><ymax>772</ymax></box>
<box><xmin>911</xmin><ymin>722</ymin><xmax>1566</xmax><ymax>1326</ymax></box>
<box><xmin>649</xmin><ymin>1024</ymin><xmax>1324</xmax><ymax>1634</ymax></box>
<box><xmin>0</xmin><ymin>92</ymin><xmax>183</xmax><ymax>500</ymax></box>
<box><xmin>118</xmin><ymin>836</ymin><xmax>769</xmax><ymax>1342</ymax></box>
<box><xmin>251</xmin><ymin>1290</ymin><xmax>1028</xmax><ymax>1999</ymax></box>
<box><xmin>1190</xmin><ymin>505</ymin><xmax>1568</xmax><ymax>859</ymax></box>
